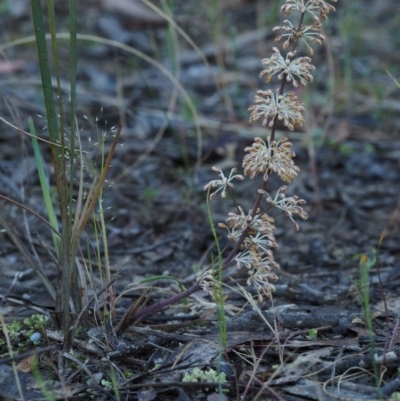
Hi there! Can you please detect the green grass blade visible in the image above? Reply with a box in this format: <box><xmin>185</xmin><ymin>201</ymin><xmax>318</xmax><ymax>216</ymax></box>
<box><xmin>45</xmin><ymin>0</ymin><xmax>66</xmax><ymax>156</ymax></box>
<box><xmin>31</xmin><ymin>1</ymin><xmax>68</xmax><ymax>224</ymax></box>
<box><xmin>30</xmin><ymin>1</ymin><xmax>59</xmax><ymax>148</ymax></box>
<box><xmin>206</xmin><ymin>188</ymin><xmax>227</xmax><ymax>348</ymax></box>
<box><xmin>28</xmin><ymin>117</ymin><xmax>60</xmax><ymax>255</ymax></box>
<box><xmin>206</xmin><ymin>190</ymin><xmax>227</xmax><ymax>395</ymax></box>
<box><xmin>68</xmin><ymin>0</ymin><xmax>77</xmax><ymax>212</ymax></box>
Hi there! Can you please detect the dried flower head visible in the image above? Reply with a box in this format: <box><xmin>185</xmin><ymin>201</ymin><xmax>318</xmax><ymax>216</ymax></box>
<box><xmin>203</xmin><ymin>166</ymin><xmax>244</xmax><ymax>200</ymax></box>
<box><xmin>243</xmin><ymin>232</ymin><xmax>278</xmax><ymax>253</ymax></box>
<box><xmin>224</xmin><ymin>206</ymin><xmax>250</xmax><ymax>234</ymax></box>
<box><xmin>220</xmin><ymin>207</ymin><xmax>278</xmax><ymax>245</ymax></box>
<box><xmin>249</xmin><ymin>210</ymin><xmax>277</xmax><ymax>237</ymax></box>
<box><xmin>249</xmin><ymin>90</ymin><xmax>305</xmax><ymax>131</ymax></box>
<box><xmin>281</xmin><ymin>0</ymin><xmax>337</xmax><ymax>21</ymax></box>
<box><xmin>267</xmin><ymin>185</ymin><xmax>309</xmax><ymax>230</ymax></box>
<box><xmin>197</xmin><ymin>270</ymin><xmax>220</xmax><ymax>298</ymax></box>
<box><xmin>273</xmin><ymin>19</ymin><xmax>325</xmax><ymax>55</ymax></box>
<box><xmin>218</xmin><ymin>222</ymin><xmax>243</xmax><ymax>243</ymax></box>
<box><xmin>260</xmin><ymin>47</ymin><xmax>315</xmax><ymax>87</ymax></box>
<box><xmin>243</xmin><ymin>136</ymin><xmax>300</xmax><ymax>183</ymax></box>
<box><xmin>236</xmin><ymin>248</ymin><xmax>280</xmax><ymax>300</ymax></box>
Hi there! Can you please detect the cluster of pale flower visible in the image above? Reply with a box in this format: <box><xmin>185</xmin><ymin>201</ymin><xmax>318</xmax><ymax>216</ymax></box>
<box><xmin>199</xmin><ymin>0</ymin><xmax>337</xmax><ymax>302</ymax></box>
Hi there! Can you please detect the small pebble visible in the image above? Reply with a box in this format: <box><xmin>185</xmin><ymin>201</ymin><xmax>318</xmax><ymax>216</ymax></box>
<box><xmin>30</xmin><ymin>332</ymin><xmax>42</xmax><ymax>342</ymax></box>
<box><xmin>6</xmin><ymin>255</ymin><xmax>17</xmax><ymax>263</ymax></box>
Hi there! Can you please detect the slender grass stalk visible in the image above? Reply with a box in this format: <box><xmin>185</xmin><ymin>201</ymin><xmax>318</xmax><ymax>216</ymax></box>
<box><xmin>96</xmin><ymin>129</ymin><xmax>115</xmax><ymax>319</ymax></box>
<box><xmin>68</xmin><ymin>0</ymin><xmax>77</xmax><ymax>174</ymax></box>
<box><xmin>96</xmin><ymin>192</ymin><xmax>115</xmax><ymax>318</ymax></box>
<box><xmin>358</xmin><ymin>253</ymin><xmax>383</xmax><ymax>398</ymax></box>
<box><xmin>29</xmin><ymin>117</ymin><xmax>60</xmax><ymax>255</ymax></box>
<box><xmin>206</xmin><ymin>189</ymin><xmax>227</xmax><ymax>348</ymax></box>
<box><xmin>108</xmin><ymin>368</ymin><xmax>121</xmax><ymax>401</ymax></box>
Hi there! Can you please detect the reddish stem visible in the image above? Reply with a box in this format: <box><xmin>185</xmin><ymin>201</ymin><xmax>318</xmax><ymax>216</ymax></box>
<box><xmin>133</xmin><ymin>282</ymin><xmax>200</xmax><ymax>321</ymax></box>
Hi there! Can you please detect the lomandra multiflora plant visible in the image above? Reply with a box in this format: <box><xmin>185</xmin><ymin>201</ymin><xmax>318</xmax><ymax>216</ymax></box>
<box><xmin>200</xmin><ymin>0</ymin><xmax>337</xmax><ymax>301</ymax></box>
<box><xmin>133</xmin><ymin>0</ymin><xmax>337</xmax><ymax>322</ymax></box>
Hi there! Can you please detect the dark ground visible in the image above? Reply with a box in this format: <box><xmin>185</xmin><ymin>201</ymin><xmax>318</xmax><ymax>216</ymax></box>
<box><xmin>0</xmin><ymin>0</ymin><xmax>400</xmax><ymax>400</ymax></box>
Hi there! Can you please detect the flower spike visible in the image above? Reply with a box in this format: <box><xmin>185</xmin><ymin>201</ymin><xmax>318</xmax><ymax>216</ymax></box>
<box><xmin>201</xmin><ymin>0</ymin><xmax>337</xmax><ymax>302</ymax></box>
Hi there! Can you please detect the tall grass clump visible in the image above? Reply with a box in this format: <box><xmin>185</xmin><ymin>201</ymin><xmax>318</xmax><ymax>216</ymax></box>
<box><xmin>28</xmin><ymin>0</ymin><xmax>121</xmax><ymax>351</ymax></box>
<box><xmin>132</xmin><ymin>0</ymin><xmax>338</xmax><ymax>321</ymax></box>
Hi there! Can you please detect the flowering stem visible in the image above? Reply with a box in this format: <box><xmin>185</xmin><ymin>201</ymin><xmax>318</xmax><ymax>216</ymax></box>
<box><xmin>132</xmin><ymin>2</ymin><xmax>335</xmax><ymax>321</ymax></box>
<box><xmin>213</xmin><ymin>9</ymin><xmax>308</xmax><ymax>284</ymax></box>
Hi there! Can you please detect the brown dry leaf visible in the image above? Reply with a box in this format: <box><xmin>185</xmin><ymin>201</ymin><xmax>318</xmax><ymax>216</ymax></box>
<box><xmin>16</xmin><ymin>354</ymin><xmax>38</xmax><ymax>373</ymax></box>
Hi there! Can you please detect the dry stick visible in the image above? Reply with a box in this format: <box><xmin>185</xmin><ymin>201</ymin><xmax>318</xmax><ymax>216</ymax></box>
<box><xmin>133</xmin><ymin>11</ymin><xmax>307</xmax><ymax>324</ymax></box>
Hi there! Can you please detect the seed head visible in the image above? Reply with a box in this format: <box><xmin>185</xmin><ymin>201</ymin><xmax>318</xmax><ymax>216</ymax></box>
<box><xmin>280</xmin><ymin>0</ymin><xmax>337</xmax><ymax>20</ymax></box>
<box><xmin>203</xmin><ymin>166</ymin><xmax>244</xmax><ymax>200</ymax></box>
<box><xmin>249</xmin><ymin>90</ymin><xmax>305</xmax><ymax>131</ymax></box>
<box><xmin>197</xmin><ymin>270</ymin><xmax>220</xmax><ymax>298</ymax></box>
<box><xmin>260</xmin><ymin>47</ymin><xmax>315</xmax><ymax>87</ymax></box>
<box><xmin>267</xmin><ymin>185</ymin><xmax>309</xmax><ymax>230</ymax></box>
<box><xmin>236</xmin><ymin>248</ymin><xmax>280</xmax><ymax>299</ymax></box>
<box><xmin>273</xmin><ymin>19</ymin><xmax>326</xmax><ymax>55</ymax></box>
<box><xmin>242</xmin><ymin>136</ymin><xmax>300</xmax><ymax>183</ymax></box>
